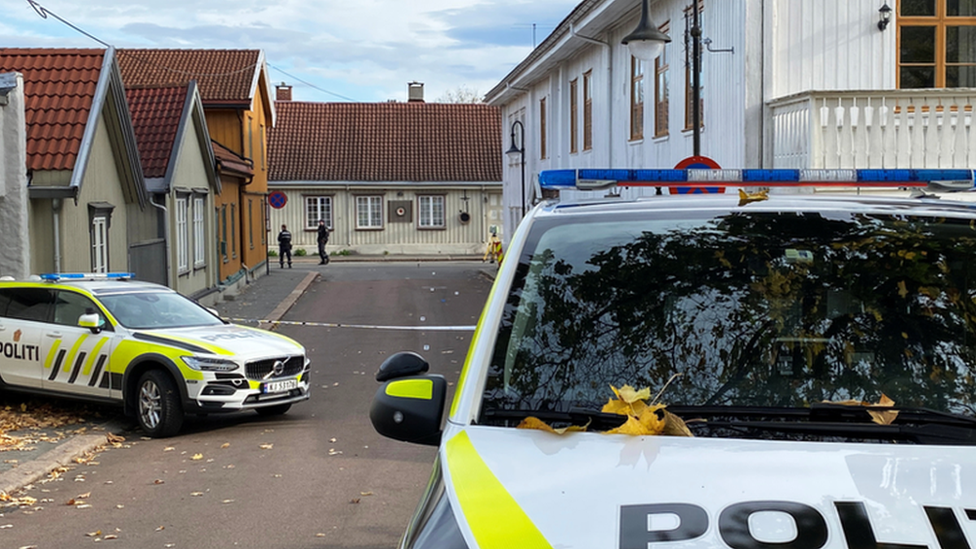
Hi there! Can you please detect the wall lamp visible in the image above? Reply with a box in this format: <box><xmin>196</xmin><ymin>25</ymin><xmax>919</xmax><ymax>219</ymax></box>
<box><xmin>878</xmin><ymin>2</ymin><xmax>892</xmax><ymax>31</ymax></box>
<box><xmin>505</xmin><ymin>120</ymin><xmax>526</xmax><ymax>216</ymax></box>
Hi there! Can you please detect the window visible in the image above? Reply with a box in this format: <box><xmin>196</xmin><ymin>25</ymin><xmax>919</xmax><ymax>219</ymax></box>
<box><xmin>176</xmin><ymin>197</ymin><xmax>188</xmax><ymax>273</ymax></box>
<box><xmin>569</xmin><ymin>78</ymin><xmax>579</xmax><ymax>154</ymax></box>
<box><xmin>356</xmin><ymin>196</ymin><xmax>383</xmax><ymax>229</ymax></box>
<box><xmin>231</xmin><ymin>204</ymin><xmax>237</xmax><ymax>258</ymax></box>
<box><xmin>54</xmin><ymin>291</ymin><xmax>105</xmax><ymax>328</ymax></box>
<box><xmin>1</xmin><ymin>288</ymin><xmax>54</xmax><ymax>322</ymax></box>
<box><xmin>193</xmin><ymin>197</ymin><xmax>205</xmax><ymax>266</ymax></box>
<box><xmin>631</xmin><ymin>56</ymin><xmax>645</xmax><ymax>140</ymax></box>
<box><xmin>540</xmin><ymin>97</ymin><xmax>548</xmax><ymax>160</ymax></box>
<box><xmin>247</xmin><ymin>115</ymin><xmax>254</xmax><ymax>161</ymax></box>
<box><xmin>684</xmin><ymin>1</ymin><xmax>704</xmax><ymax>131</ymax></box>
<box><xmin>305</xmin><ymin>196</ymin><xmax>333</xmax><ymax>229</ymax></box>
<box><xmin>248</xmin><ymin>199</ymin><xmax>254</xmax><ymax>250</ymax></box>
<box><xmin>418</xmin><ymin>195</ymin><xmax>446</xmax><ymax>228</ymax></box>
<box><xmin>219</xmin><ymin>205</ymin><xmax>228</xmax><ymax>262</ymax></box>
<box><xmin>655</xmin><ymin>22</ymin><xmax>671</xmax><ymax>137</ymax></box>
<box><xmin>583</xmin><ymin>71</ymin><xmax>593</xmax><ymax>151</ymax></box>
<box><xmin>259</xmin><ymin>123</ymin><xmax>266</xmax><ymax>171</ymax></box>
<box><xmin>92</xmin><ymin>217</ymin><xmax>108</xmax><ymax>274</ymax></box>
<box><xmin>898</xmin><ymin>1</ymin><xmax>976</xmax><ymax>88</ymax></box>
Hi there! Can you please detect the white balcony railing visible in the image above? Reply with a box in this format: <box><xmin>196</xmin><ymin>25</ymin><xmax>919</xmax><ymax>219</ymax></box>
<box><xmin>767</xmin><ymin>90</ymin><xmax>976</xmax><ymax>169</ymax></box>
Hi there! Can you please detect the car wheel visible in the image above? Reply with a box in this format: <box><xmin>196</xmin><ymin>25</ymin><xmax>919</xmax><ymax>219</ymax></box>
<box><xmin>255</xmin><ymin>403</ymin><xmax>292</xmax><ymax>416</ymax></box>
<box><xmin>137</xmin><ymin>370</ymin><xmax>184</xmax><ymax>437</ymax></box>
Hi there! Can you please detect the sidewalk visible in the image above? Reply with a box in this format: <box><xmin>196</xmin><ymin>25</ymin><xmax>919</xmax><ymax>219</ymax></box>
<box><xmin>0</xmin><ymin>255</ymin><xmax>494</xmax><ymax>495</ymax></box>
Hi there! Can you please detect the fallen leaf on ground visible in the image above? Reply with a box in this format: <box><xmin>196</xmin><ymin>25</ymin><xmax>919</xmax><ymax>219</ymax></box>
<box><xmin>191</xmin><ymin>454</ymin><xmax>203</xmax><ymax>461</ymax></box>
<box><xmin>349</xmin><ymin>498</ymin><xmax>360</xmax><ymax>504</ymax></box>
<box><xmin>220</xmin><ymin>443</ymin><xmax>230</xmax><ymax>449</ymax></box>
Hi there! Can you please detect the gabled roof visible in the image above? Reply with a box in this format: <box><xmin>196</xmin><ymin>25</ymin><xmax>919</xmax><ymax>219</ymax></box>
<box><xmin>117</xmin><ymin>49</ymin><xmax>274</xmax><ymax>122</ymax></box>
<box><xmin>0</xmin><ymin>47</ymin><xmax>146</xmax><ymax>207</ymax></box>
<box><xmin>268</xmin><ymin>102</ymin><xmax>502</xmax><ymax>183</ymax></box>
<box><xmin>126</xmin><ymin>85</ymin><xmax>187</xmax><ymax>179</ymax></box>
<box><xmin>0</xmin><ymin>48</ymin><xmax>103</xmax><ymax>171</ymax></box>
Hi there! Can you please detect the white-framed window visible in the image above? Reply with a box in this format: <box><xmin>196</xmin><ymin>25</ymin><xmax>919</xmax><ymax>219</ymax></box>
<box><xmin>193</xmin><ymin>197</ymin><xmax>205</xmax><ymax>266</ymax></box>
<box><xmin>305</xmin><ymin>196</ymin><xmax>333</xmax><ymax>229</ymax></box>
<box><xmin>91</xmin><ymin>217</ymin><xmax>107</xmax><ymax>273</ymax></box>
<box><xmin>418</xmin><ymin>195</ymin><xmax>445</xmax><ymax>228</ymax></box>
<box><xmin>356</xmin><ymin>196</ymin><xmax>383</xmax><ymax>229</ymax></box>
<box><xmin>176</xmin><ymin>197</ymin><xmax>188</xmax><ymax>272</ymax></box>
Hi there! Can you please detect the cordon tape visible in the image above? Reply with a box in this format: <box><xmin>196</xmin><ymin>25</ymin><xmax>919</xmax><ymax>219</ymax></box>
<box><xmin>228</xmin><ymin>318</ymin><xmax>476</xmax><ymax>332</ymax></box>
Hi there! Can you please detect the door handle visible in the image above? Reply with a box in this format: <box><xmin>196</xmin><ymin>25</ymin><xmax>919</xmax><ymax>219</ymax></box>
<box><xmin>45</xmin><ymin>332</ymin><xmax>62</xmax><ymax>339</ymax></box>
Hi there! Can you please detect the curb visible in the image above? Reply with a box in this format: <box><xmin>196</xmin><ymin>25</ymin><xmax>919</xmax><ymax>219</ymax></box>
<box><xmin>260</xmin><ymin>271</ymin><xmax>318</xmax><ymax>330</ymax></box>
<box><xmin>0</xmin><ymin>434</ymin><xmax>108</xmax><ymax>495</ymax></box>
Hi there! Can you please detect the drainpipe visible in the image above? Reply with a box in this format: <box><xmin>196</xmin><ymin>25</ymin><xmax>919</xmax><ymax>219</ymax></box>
<box><xmin>150</xmin><ymin>196</ymin><xmax>171</xmax><ymax>288</ymax></box>
<box><xmin>571</xmin><ymin>24</ymin><xmax>614</xmax><ymax>167</ymax></box>
<box><xmin>52</xmin><ymin>198</ymin><xmax>61</xmax><ymax>273</ymax></box>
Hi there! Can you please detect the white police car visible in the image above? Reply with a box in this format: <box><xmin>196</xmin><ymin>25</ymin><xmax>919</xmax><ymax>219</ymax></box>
<box><xmin>370</xmin><ymin>168</ymin><xmax>976</xmax><ymax>549</ymax></box>
<box><xmin>0</xmin><ymin>273</ymin><xmax>309</xmax><ymax>437</ymax></box>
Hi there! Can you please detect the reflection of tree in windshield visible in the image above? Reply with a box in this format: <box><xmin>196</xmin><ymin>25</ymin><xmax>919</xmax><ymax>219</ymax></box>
<box><xmin>484</xmin><ymin>211</ymin><xmax>976</xmax><ymax>417</ymax></box>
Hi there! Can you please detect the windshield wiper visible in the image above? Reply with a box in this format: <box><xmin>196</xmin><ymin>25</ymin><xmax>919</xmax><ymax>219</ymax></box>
<box><xmin>667</xmin><ymin>404</ymin><xmax>976</xmax><ymax>445</ymax></box>
<box><xmin>480</xmin><ymin>408</ymin><xmax>627</xmax><ymax>431</ymax></box>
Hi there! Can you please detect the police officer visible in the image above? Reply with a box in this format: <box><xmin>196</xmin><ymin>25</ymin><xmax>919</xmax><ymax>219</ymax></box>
<box><xmin>317</xmin><ymin>219</ymin><xmax>330</xmax><ymax>265</ymax></box>
<box><xmin>277</xmin><ymin>224</ymin><xmax>293</xmax><ymax>268</ymax></box>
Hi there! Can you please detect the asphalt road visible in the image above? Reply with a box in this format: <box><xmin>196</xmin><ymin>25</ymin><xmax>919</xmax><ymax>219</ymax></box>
<box><xmin>0</xmin><ymin>262</ymin><xmax>493</xmax><ymax>549</ymax></box>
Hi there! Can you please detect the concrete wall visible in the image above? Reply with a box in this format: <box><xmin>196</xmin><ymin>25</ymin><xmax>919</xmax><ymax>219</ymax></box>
<box><xmin>0</xmin><ymin>72</ymin><xmax>29</xmax><ymax>279</ymax></box>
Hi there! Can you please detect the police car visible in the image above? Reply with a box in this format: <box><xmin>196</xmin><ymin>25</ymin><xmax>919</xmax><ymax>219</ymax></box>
<box><xmin>370</xmin><ymin>168</ymin><xmax>976</xmax><ymax>549</ymax></box>
<box><xmin>0</xmin><ymin>273</ymin><xmax>309</xmax><ymax>437</ymax></box>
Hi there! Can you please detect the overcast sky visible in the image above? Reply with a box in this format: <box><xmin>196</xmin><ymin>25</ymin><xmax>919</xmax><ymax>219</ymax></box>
<box><xmin>3</xmin><ymin>0</ymin><xmax>579</xmax><ymax>103</ymax></box>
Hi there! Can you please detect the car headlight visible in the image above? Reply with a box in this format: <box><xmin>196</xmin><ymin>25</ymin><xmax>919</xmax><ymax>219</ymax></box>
<box><xmin>182</xmin><ymin>356</ymin><xmax>240</xmax><ymax>372</ymax></box>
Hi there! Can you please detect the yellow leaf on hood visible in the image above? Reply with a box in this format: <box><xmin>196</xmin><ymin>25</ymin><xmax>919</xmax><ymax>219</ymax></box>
<box><xmin>516</xmin><ymin>416</ymin><xmax>587</xmax><ymax>434</ymax></box>
<box><xmin>867</xmin><ymin>394</ymin><xmax>899</xmax><ymax>425</ymax></box>
<box><xmin>738</xmin><ymin>189</ymin><xmax>769</xmax><ymax>206</ymax></box>
<box><xmin>612</xmin><ymin>385</ymin><xmax>652</xmax><ymax>404</ymax></box>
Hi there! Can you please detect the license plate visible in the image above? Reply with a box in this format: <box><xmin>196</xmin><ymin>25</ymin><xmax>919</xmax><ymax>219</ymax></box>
<box><xmin>262</xmin><ymin>379</ymin><xmax>298</xmax><ymax>394</ymax></box>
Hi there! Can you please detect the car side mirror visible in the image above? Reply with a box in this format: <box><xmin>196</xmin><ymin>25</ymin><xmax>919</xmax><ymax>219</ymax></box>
<box><xmin>376</xmin><ymin>351</ymin><xmax>429</xmax><ymax>382</ymax></box>
<box><xmin>78</xmin><ymin>313</ymin><xmax>103</xmax><ymax>333</ymax></box>
<box><xmin>370</xmin><ymin>374</ymin><xmax>447</xmax><ymax>446</ymax></box>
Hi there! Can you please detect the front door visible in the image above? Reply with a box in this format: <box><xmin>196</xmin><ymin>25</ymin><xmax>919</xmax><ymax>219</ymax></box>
<box><xmin>40</xmin><ymin>290</ymin><xmax>117</xmax><ymax>399</ymax></box>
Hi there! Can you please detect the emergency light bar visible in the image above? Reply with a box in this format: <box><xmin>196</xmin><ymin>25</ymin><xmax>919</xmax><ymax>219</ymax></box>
<box><xmin>40</xmin><ymin>272</ymin><xmax>135</xmax><ymax>281</ymax></box>
<box><xmin>539</xmin><ymin>168</ymin><xmax>976</xmax><ymax>190</ymax></box>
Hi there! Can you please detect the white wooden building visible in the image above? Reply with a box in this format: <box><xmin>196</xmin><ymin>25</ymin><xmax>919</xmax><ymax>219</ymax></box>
<box><xmin>485</xmin><ymin>0</ymin><xmax>976</xmax><ymax>242</ymax></box>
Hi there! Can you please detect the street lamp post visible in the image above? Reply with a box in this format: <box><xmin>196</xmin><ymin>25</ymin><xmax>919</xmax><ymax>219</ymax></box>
<box><xmin>505</xmin><ymin>120</ymin><xmax>526</xmax><ymax>216</ymax></box>
<box><xmin>690</xmin><ymin>0</ymin><xmax>701</xmax><ymax>156</ymax></box>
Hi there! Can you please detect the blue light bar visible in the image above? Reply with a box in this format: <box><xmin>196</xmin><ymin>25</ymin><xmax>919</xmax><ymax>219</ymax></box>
<box><xmin>40</xmin><ymin>272</ymin><xmax>135</xmax><ymax>281</ymax></box>
<box><xmin>539</xmin><ymin>169</ymin><xmax>976</xmax><ymax>189</ymax></box>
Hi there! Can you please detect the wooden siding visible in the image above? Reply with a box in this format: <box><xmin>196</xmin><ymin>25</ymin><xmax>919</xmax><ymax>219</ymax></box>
<box><xmin>214</xmin><ymin>177</ymin><xmax>243</xmax><ymax>282</ymax></box>
<box><xmin>170</xmin><ymin>121</ymin><xmax>217</xmax><ymax>296</ymax></box>
<box><xmin>268</xmin><ymin>185</ymin><xmax>503</xmax><ymax>255</ymax></box>
<box><xmin>70</xmin><ymin>112</ymin><xmax>130</xmax><ymax>272</ymax></box>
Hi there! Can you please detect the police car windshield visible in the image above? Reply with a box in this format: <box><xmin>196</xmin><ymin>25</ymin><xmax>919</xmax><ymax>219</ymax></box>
<box><xmin>98</xmin><ymin>291</ymin><xmax>223</xmax><ymax>330</ymax></box>
<box><xmin>482</xmin><ymin>206</ymin><xmax>976</xmax><ymax>423</ymax></box>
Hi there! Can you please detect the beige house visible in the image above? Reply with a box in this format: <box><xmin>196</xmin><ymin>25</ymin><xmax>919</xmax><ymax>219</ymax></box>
<box><xmin>126</xmin><ymin>82</ymin><xmax>222</xmax><ymax>304</ymax></box>
<box><xmin>0</xmin><ymin>48</ymin><xmax>159</xmax><ymax>280</ymax></box>
<box><xmin>267</xmin><ymin>84</ymin><xmax>503</xmax><ymax>256</ymax></box>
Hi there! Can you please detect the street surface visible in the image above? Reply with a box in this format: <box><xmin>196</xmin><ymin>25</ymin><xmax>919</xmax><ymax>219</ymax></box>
<box><xmin>0</xmin><ymin>262</ymin><xmax>493</xmax><ymax>549</ymax></box>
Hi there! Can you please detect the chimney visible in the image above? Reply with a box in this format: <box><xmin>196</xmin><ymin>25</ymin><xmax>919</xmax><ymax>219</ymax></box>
<box><xmin>276</xmin><ymin>82</ymin><xmax>292</xmax><ymax>102</ymax></box>
<box><xmin>407</xmin><ymin>81</ymin><xmax>424</xmax><ymax>103</ymax></box>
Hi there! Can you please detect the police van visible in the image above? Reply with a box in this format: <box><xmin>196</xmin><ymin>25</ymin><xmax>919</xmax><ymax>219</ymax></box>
<box><xmin>370</xmin><ymin>168</ymin><xmax>976</xmax><ymax>549</ymax></box>
<box><xmin>0</xmin><ymin>273</ymin><xmax>309</xmax><ymax>437</ymax></box>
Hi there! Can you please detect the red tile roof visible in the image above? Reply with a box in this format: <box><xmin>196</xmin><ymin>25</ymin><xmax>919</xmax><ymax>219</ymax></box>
<box><xmin>268</xmin><ymin>102</ymin><xmax>502</xmax><ymax>182</ymax></box>
<box><xmin>212</xmin><ymin>140</ymin><xmax>253</xmax><ymax>178</ymax></box>
<box><xmin>117</xmin><ymin>49</ymin><xmax>260</xmax><ymax>106</ymax></box>
<box><xmin>126</xmin><ymin>85</ymin><xmax>188</xmax><ymax>179</ymax></box>
<box><xmin>0</xmin><ymin>48</ymin><xmax>105</xmax><ymax>171</ymax></box>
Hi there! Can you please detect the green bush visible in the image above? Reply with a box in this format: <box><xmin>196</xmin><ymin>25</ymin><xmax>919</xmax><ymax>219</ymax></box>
<box><xmin>268</xmin><ymin>250</ymin><xmax>278</xmax><ymax>257</ymax></box>
<box><xmin>332</xmin><ymin>249</ymin><xmax>352</xmax><ymax>256</ymax></box>
<box><xmin>295</xmin><ymin>248</ymin><xmax>308</xmax><ymax>256</ymax></box>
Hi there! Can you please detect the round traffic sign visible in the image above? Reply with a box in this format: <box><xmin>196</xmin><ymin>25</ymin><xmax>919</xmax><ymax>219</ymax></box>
<box><xmin>670</xmin><ymin>156</ymin><xmax>726</xmax><ymax>194</ymax></box>
<box><xmin>268</xmin><ymin>191</ymin><xmax>288</xmax><ymax>209</ymax></box>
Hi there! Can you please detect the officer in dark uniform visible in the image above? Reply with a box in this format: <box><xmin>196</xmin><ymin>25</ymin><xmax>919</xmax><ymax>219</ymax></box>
<box><xmin>277</xmin><ymin>224</ymin><xmax>293</xmax><ymax>268</ymax></box>
<box><xmin>317</xmin><ymin>219</ymin><xmax>330</xmax><ymax>265</ymax></box>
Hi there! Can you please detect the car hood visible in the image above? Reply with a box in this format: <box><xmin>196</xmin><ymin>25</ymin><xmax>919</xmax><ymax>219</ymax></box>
<box><xmin>137</xmin><ymin>324</ymin><xmax>304</xmax><ymax>358</ymax></box>
<box><xmin>440</xmin><ymin>424</ymin><xmax>976</xmax><ymax>549</ymax></box>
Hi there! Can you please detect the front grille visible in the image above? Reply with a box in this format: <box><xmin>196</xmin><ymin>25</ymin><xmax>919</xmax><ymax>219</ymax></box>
<box><xmin>245</xmin><ymin>356</ymin><xmax>304</xmax><ymax>380</ymax></box>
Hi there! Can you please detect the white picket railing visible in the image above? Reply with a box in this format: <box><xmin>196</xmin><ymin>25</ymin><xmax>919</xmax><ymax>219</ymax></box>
<box><xmin>768</xmin><ymin>90</ymin><xmax>976</xmax><ymax>169</ymax></box>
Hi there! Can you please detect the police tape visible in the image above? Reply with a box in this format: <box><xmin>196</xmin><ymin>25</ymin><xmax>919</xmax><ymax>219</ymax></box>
<box><xmin>227</xmin><ymin>318</ymin><xmax>476</xmax><ymax>332</ymax></box>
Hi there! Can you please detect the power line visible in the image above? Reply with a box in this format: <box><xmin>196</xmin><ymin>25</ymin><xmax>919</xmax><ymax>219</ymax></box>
<box><xmin>25</xmin><ymin>0</ymin><xmax>362</xmax><ymax>102</ymax></box>
<box><xmin>267</xmin><ymin>63</ymin><xmax>359</xmax><ymax>102</ymax></box>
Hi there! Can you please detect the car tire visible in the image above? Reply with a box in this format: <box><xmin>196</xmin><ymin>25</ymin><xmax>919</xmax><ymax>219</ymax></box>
<box><xmin>255</xmin><ymin>403</ymin><xmax>292</xmax><ymax>416</ymax></box>
<box><xmin>136</xmin><ymin>370</ymin><xmax>184</xmax><ymax>438</ymax></box>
